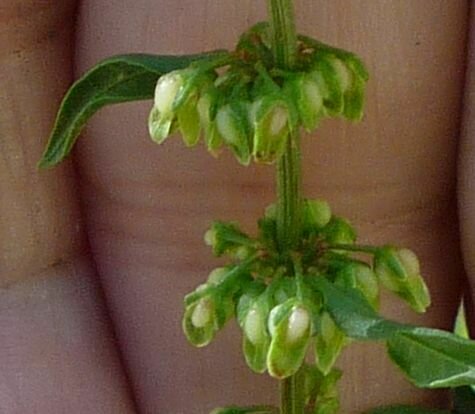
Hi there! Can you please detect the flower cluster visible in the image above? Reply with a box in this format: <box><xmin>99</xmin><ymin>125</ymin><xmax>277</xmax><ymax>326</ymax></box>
<box><xmin>182</xmin><ymin>200</ymin><xmax>431</xmax><ymax>381</ymax></box>
<box><xmin>149</xmin><ymin>23</ymin><xmax>369</xmax><ymax>165</ymax></box>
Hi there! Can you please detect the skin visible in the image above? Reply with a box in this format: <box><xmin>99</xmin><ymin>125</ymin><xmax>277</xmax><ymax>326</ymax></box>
<box><xmin>0</xmin><ymin>0</ymin><xmax>473</xmax><ymax>412</ymax></box>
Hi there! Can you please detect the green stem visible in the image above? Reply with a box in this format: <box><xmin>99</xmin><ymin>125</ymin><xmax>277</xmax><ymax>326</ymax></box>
<box><xmin>267</xmin><ymin>1</ymin><xmax>304</xmax><ymax>414</ymax></box>
<box><xmin>280</xmin><ymin>370</ymin><xmax>305</xmax><ymax>414</ymax></box>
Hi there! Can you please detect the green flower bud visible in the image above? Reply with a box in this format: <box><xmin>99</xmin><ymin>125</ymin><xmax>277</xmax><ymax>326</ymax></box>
<box><xmin>321</xmin><ymin>217</ymin><xmax>357</xmax><ymax>245</ymax></box>
<box><xmin>374</xmin><ymin>247</ymin><xmax>419</xmax><ymax>282</ymax></box>
<box><xmin>310</xmin><ymin>57</ymin><xmax>345</xmax><ymax>116</ymax></box>
<box><xmin>335</xmin><ymin>261</ymin><xmax>379</xmax><ymax>309</ymax></box>
<box><xmin>303</xmin><ymin>199</ymin><xmax>332</xmax><ymax>233</ymax></box>
<box><xmin>342</xmin><ymin>71</ymin><xmax>366</xmax><ymax>121</ymax></box>
<box><xmin>177</xmin><ymin>94</ymin><xmax>201</xmax><ymax>147</ymax></box>
<box><xmin>183</xmin><ymin>291</ymin><xmax>234</xmax><ymax>347</ymax></box>
<box><xmin>329</xmin><ymin>57</ymin><xmax>353</xmax><ymax>93</ymax></box>
<box><xmin>198</xmin><ymin>89</ymin><xmax>223</xmax><ymax>155</ymax></box>
<box><xmin>251</xmin><ymin>96</ymin><xmax>290</xmax><ymax>164</ymax></box>
<box><xmin>315</xmin><ymin>312</ymin><xmax>346</xmax><ymax>375</ymax></box>
<box><xmin>267</xmin><ymin>299</ymin><xmax>311</xmax><ymax>379</ymax></box>
<box><xmin>237</xmin><ymin>282</ymin><xmax>270</xmax><ymax>373</ymax></box>
<box><xmin>374</xmin><ymin>247</ymin><xmax>431</xmax><ymax>313</ymax></box>
<box><xmin>327</xmin><ymin>54</ymin><xmax>366</xmax><ymax>121</ymax></box>
<box><xmin>216</xmin><ymin>103</ymin><xmax>251</xmax><ymax>165</ymax></box>
<box><xmin>285</xmin><ymin>73</ymin><xmax>324</xmax><ymax>132</ymax></box>
<box><xmin>204</xmin><ymin>221</ymin><xmax>252</xmax><ymax>257</ymax></box>
<box><xmin>183</xmin><ymin>296</ymin><xmax>217</xmax><ymax>347</ymax></box>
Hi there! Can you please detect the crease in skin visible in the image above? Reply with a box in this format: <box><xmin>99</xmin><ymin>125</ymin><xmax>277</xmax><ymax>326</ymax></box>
<box><xmin>0</xmin><ymin>257</ymin><xmax>138</xmax><ymax>413</ymax></box>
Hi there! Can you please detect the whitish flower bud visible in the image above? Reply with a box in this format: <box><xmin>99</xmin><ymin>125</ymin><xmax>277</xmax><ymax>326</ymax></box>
<box><xmin>154</xmin><ymin>71</ymin><xmax>185</xmax><ymax>115</ymax></box>
<box><xmin>191</xmin><ymin>298</ymin><xmax>213</xmax><ymax>328</ymax></box>
<box><xmin>207</xmin><ymin>267</ymin><xmax>229</xmax><ymax>285</ymax></box>
<box><xmin>251</xmin><ymin>97</ymin><xmax>290</xmax><ymax>164</ymax></box>
<box><xmin>286</xmin><ymin>306</ymin><xmax>310</xmax><ymax>343</ymax></box>
<box><xmin>244</xmin><ymin>307</ymin><xmax>266</xmax><ymax>346</ymax></box>
<box><xmin>315</xmin><ymin>312</ymin><xmax>346</xmax><ymax>375</ymax></box>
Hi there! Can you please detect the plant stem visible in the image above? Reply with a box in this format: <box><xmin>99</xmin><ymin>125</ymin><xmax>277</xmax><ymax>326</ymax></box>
<box><xmin>280</xmin><ymin>369</ymin><xmax>305</xmax><ymax>414</ymax></box>
<box><xmin>268</xmin><ymin>0</ymin><xmax>302</xmax><ymax>255</ymax></box>
<box><xmin>267</xmin><ymin>1</ymin><xmax>304</xmax><ymax>414</ymax></box>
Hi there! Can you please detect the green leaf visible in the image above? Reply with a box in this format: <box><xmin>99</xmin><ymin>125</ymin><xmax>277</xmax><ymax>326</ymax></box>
<box><xmin>310</xmin><ymin>278</ymin><xmax>406</xmax><ymax>340</ymax></box>
<box><xmin>210</xmin><ymin>406</ymin><xmax>278</xmax><ymax>414</ymax></box>
<box><xmin>453</xmin><ymin>386</ymin><xmax>475</xmax><ymax>414</ymax></box>
<box><xmin>39</xmin><ymin>51</ymin><xmax>225</xmax><ymax>168</ymax></box>
<box><xmin>365</xmin><ymin>405</ymin><xmax>450</xmax><ymax>414</ymax></box>
<box><xmin>312</xmin><ymin>278</ymin><xmax>475</xmax><ymax>389</ymax></box>
<box><xmin>387</xmin><ymin>328</ymin><xmax>475</xmax><ymax>388</ymax></box>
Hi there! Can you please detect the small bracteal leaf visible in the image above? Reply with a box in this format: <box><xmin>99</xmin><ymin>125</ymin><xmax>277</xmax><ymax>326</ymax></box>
<box><xmin>454</xmin><ymin>300</ymin><xmax>470</xmax><ymax>340</ymax></box>
<box><xmin>39</xmin><ymin>51</ymin><xmax>225</xmax><ymax>168</ymax></box>
<box><xmin>365</xmin><ymin>406</ymin><xmax>450</xmax><ymax>414</ymax></box>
